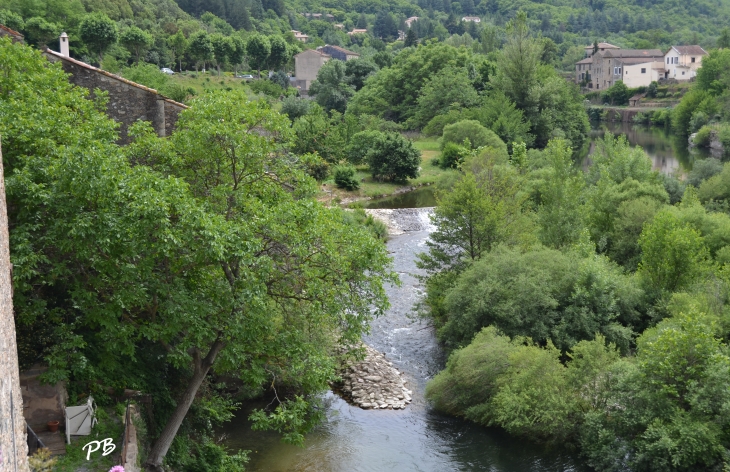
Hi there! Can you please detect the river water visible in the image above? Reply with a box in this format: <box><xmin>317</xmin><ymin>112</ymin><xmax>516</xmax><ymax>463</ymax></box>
<box><xmin>220</xmin><ymin>123</ymin><xmax>696</xmax><ymax>470</ymax></box>
<box><xmin>583</xmin><ymin>121</ymin><xmax>712</xmax><ymax>175</ymax></box>
<box><xmin>221</xmin><ymin>216</ymin><xmax>589</xmax><ymax>472</ymax></box>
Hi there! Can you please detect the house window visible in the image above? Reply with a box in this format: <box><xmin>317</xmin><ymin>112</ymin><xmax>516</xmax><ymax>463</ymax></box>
<box><xmin>682</xmin><ymin>71</ymin><xmax>685</xmax><ymax>75</ymax></box>
<box><xmin>691</xmin><ymin>57</ymin><xmax>696</xmax><ymax>63</ymax></box>
<box><xmin>667</xmin><ymin>57</ymin><xmax>669</xmax><ymax>64</ymax></box>
<box><xmin>626</xmin><ymin>70</ymin><xmax>628</xmax><ymax>74</ymax></box>
<box><xmin>614</xmin><ymin>66</ymin><xmax>622</xmax><ymax>75</ymax></box>
<box><xmin>674</xmin><ymin>57</ymin><xmax>678</xmax><ymax>64</ymax></box>
<box><xmin>641</xmin><ymin>68</ymin><xmax>646</xmax><ymax>73</ymax></box>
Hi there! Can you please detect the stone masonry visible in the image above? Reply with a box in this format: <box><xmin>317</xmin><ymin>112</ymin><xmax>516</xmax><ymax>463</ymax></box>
<box><xmin>0</xmin><ymin>141</ymin><xmax>30</xmax><ymax>471</ymax></box>
<box><xmin>43</xmin><ymin>48</ymin><xmax>187</xmax><ymax>144</ymax></box>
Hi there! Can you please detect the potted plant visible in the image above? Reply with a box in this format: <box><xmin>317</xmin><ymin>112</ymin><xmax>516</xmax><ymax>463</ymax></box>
<box><xmin>47</xmin><ymin>420</ymin><xmax>60</xmax><ymax>432</ymax></box>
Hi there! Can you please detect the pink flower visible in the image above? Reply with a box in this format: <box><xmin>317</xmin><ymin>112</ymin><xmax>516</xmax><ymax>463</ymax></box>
<box><xmin>109</xmin><ymin>467</ymin><xmax>125</xmax><ymax>472</ymax></box>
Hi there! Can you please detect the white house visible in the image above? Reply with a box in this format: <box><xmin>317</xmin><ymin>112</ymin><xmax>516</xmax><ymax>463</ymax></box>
<box><xmin>621</xmin><ymin>59</ymin><xmax>665</xmax><ymax>87</ymax></box>
<box><xmin>461</xmin><ymin>16</ymin><xmax>481</xmax><ymax>23</ymax></box>
<box><xmin>664</xmin><ymin>45</ymin><xmax>707</xmax><ymax>80</ymax></box>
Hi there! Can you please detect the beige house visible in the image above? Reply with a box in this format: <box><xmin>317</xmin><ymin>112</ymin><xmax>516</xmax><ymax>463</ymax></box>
<box><xmin>291</xmin><ymin>30</ymin><xmax>309</xmax><ymax>42</ymax></box>
<box><xmin>348</xmin><ymin>28</ymin><xmax>367</xmax><ymax>36</ymax></box>
<box><xmin>293</xmin><ymin>49</ymin><xmax>331</xmax><ymax>93</ymax></box>
<box><xmin>664</xmin><ymin>45</ymin><xmax>707</xmax><ymax>80</ymax></box>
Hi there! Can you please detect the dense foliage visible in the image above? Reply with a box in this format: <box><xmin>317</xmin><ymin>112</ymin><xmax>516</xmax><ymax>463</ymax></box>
<box><xmin>2</xmin><ymin>39</ymin><xmax>394</xmax><ymax>470</ymax></box>
<box><xmin>421</xmin><ymin>123</ymin><xmax>730</xmax><ymax>469</ymax></box>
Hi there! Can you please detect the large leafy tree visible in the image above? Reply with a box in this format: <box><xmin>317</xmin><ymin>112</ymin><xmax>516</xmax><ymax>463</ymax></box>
<box><xmin>187</xmin><ymin>31</ymin><xmax>213</xmax><ymax>71</ymax></box>
<box><xmin>120</xmin><ymin>26</ymin><xmax>153</xmax><ymax>63</ymax></box>
<box><xmin>246</xmin><ymin>34</ymin><xmax>270</xmax><ymax>77</ymax></box>
<box><xmin>309</xmin><ymin>60</ymin><xmax>354</xmax><ymax>114</ymax></box>
<box><xmin>1</xmin><ymin>40</ymin><xmax>394</xmax><ymax>471</ymax></box>
<box><xmin>210</xmin><ymin>33</ymin><xmax>234</xmax><ymax>75</ymax></box>
<box><xmin>79</xmin><ymin>13</ymin><xmax>118</xmax><ymax>63</ymax></box>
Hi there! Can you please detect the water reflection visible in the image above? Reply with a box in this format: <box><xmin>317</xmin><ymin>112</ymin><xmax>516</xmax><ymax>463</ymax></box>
<box><xmin>362</xmin><ymin>187</ymin><xmax>437</xmax><ymax>209</ymax></box>
<box><xmin>583</xmin><ymin>122</ymin><xmax>711</xmax><ymax>175</ymax></box>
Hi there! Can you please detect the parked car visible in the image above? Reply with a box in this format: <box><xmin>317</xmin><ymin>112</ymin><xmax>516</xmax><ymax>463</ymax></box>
<box><xmin>161</xmin><ymin>67</ymin><xmax>174</xmax><ymax>75</ymax></box>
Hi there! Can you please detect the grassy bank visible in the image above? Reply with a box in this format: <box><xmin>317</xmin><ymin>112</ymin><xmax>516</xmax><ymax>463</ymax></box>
<box><xmin>321</xmin><ymin>137</ymin><xmax>455</xmax><ymax>204</ymax></box>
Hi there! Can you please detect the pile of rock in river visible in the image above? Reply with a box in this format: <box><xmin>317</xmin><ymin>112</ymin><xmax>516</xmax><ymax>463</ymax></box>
<box><xmin>335</xmin><ymin>344</ymin><xmax>412</xmax><ymax>410</ymax></box>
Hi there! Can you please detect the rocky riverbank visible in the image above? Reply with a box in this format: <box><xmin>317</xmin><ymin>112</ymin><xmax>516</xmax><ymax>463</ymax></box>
<box><xmin>334</xmin><ymin>344</ymin><xmax>412</xmax><ymax>410</ymax></box>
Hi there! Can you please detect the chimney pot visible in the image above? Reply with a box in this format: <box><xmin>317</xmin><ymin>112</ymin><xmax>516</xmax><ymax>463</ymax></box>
<box><xmin>59</xmin><ymin>32</ymin><xmax>69</xmax><ymax>57</ymax></box>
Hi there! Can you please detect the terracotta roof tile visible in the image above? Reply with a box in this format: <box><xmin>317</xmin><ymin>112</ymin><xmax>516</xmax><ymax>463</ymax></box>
<box><xmin>43</xmin><ymin>48</ymin><xmax>187</xmax><ymax>109</ymax></box>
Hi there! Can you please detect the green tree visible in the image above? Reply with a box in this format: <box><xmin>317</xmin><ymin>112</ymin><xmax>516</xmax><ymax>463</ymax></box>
<box><xmin>497</xmin><ymin>11</ymin><xmax>541</xmax><ymax>110</ymax></box>
<box><xmin>411</xmin><ymin>67</ymin><xmax>479</xmax><ymax>130</ymax></box>
<box><xmin>120</xmin><ymin>26</ymin><xmax>153</xmax><ymax>63</ymax></box>
<box><xmin>309</xmin><ymin>60</ymin><xmax>355</xmax><ymax>114</ymax></box>
<box><xmin>366</xmin><ymin>132</ymin><xmax>421</xmax><ymax>182</ymax></box>
<box><xmin>418</xmin><ymin>157</ymin><xmax>526</xmax><ymax>275</ymax></box>
<box><xmin>187</xmin><ymin>31</ymin><xmax>213</xmax><ymax>71</ymax></box>
<box><xmin>638</xmin><ymin>210</ymin><xmax>710</xmax><ymax>293</ymax></box>
<box><xmin>718</xmin><ymin>27</ymin><xmax>730</xmax><ymax>49</ymax></box>
<box><xmin>346</xmin><ymin>130</ymin><xmax>383</xmax><ymax>165</ymax></box>
<box><xmin>24</xmin><ymin>17</ymin><xmax>60</xmax><ymax>49</ymax></box>
<box><xmin>404</xmin><ymin>28</ymin><xmax>418</xmax><ymax>47</ymax></box>
<box><xmin>167</xmin><ymin>30</ymin><xmax>187</xmax><ymax>72</ymax></box>
<box><xmin>344</xmin><ymin>58</ymin><xmax>378</xmax><ymax>91</ymax></box>
<box><xmin>534</xmin><ymin>139</ymin><xmax>585</xmax><ymax>248</ymax></box>
<box><xmin>79</xmin><ymin>13</ymin><xmax>118</xmax><ymax>63</ymax></box>
<box><xmin>267</xmin><ymin>35</ymin><xmax>289</xmax><ymax>70</ymax></box>
<box><xmin>210</xmin><ymin>33</ymin><xmax>234</xmax><ymax>75</ymax></box>
<box><xmin>246</xmin><ymin>34</ymin><xmax>270</xmax><ymax>77</ymax></box>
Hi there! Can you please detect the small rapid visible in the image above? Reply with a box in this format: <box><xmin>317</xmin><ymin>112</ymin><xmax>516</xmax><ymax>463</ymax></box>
<box><xmin>221</xmin><ymin>208</ymin><xmax>588</xmax><ymax>471</ymax></box>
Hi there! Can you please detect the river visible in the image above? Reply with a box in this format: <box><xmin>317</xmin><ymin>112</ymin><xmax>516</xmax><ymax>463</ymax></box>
<box><xmin>221</xmin><ymin>213</ymin><xmax>589</xmax><ymax>472</ymax></box>
<box><xmin>220</xmin><ymin>123</ymin><xmax>696</xmax><ymax>471</ymax></box>
<box><xmin>582</xmin><ymin>121</ymin><xmax>712</xmax><ymax>175</ymax></box>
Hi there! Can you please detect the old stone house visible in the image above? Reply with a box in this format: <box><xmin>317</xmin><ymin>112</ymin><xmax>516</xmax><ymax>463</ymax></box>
<box><xmin>291</xmin><ymin>30</ymin><xmax>309</xmax><ymax>42</ymax></box>
<box><xmin>575</xmin><ymin>57</ymin><xmax>593</xmax><ymax>85</ymax></box>
<box><xmin>589</xmin><ymin>49</ymin><xmax>664</xmax><ymax>90</ymax></box>
<box><xmin>0</xmin><ymin>24</ymin><xmax>24</xmax><ymax>43</ymax></box>
<box><xmin>44</xmin><ymin>44</ymin><xmax>186</xmax><ymax>144</ymax></box>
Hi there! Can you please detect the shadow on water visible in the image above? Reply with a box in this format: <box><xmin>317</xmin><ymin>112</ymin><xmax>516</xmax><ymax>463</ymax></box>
<box><xmin>221</xmin><ymin>227</ymin><xmax>590</xmax><ymax>472</ymax></box>
<box><xmin>582</xmin><ymin>121</ymin><xmax>712</xmax><ymax>175</ymax></box>
<box><xmin>361</xmin><ymin>187</ymin><xmax>437</xmax><ymax>209</ymax></box>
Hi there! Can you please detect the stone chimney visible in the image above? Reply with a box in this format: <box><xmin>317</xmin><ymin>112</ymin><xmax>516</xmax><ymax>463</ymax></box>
<box><xmin>59</xmin><ymin>32</ymin><xmax>69</xmax><ymax>57</ymax></box>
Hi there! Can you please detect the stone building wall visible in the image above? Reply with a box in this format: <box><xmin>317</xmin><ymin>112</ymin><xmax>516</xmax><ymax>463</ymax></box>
<box><xmin>0</xmin><ymin>25</ymin><xmax>24</xmax><ymax>43</ymax></box>
<box><xmin>0</xmin><ymin>142</ymin><xmax>30</xmax><ymax>471</ymax></box>
<box><xmin>43</xmin><ymin>49</ymin><xmax>186</xmax><ymax>145</ymax></box>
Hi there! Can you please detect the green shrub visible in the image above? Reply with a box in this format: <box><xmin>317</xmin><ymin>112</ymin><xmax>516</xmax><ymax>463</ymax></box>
<box><xmin>281</xmin><ymin>96</ymin><xmax>311</xmax><ymax>121</ymax></box>
<box><xmin>717</xmin><ymin>123</ymin><xmax>730</xmax><ymax>148</ymax></box>
<box><xmin>347</xmin><ymin>130</ymin><xmax>385</xmax><ymax>165</ymax></box>
<box><xmin>439</xmin><ymin>142</ymin><xmax>468</xmax><ymax>169</ymax></box>
<box><xmin>249</xmin><ymin>79</ymin><xmax>284</xmax><ymax>97</ymax></box>
<box><xmin>333</xmin><ymin>164</ymin><xmax>360</xmax><ymax>190</ymax></box>
<box><xmin>441</xmin><ymin>120</ymin><xmax>507</xmax><ymax>157</ymax></box>
<box><xmin>693</xmin><ymin>125</ymin><xmax>713</xmax><ymax>148</ymax></box>
<box><xmin>366</xmin><ymin>132</ymin><xmax>421</xmax><ymax>182</ymax></box>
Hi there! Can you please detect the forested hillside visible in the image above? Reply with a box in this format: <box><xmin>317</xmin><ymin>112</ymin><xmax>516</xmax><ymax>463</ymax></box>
<box><xmin>1</xmin><ymin>0</ymin><xmax>729</xmax><ymax>75</ymax></box>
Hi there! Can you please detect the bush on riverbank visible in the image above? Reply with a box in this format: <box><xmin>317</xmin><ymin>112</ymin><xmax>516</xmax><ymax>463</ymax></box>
<box><xmin>427</xmin><ymin>306</ymin><xmax>730</xmax><ymax>471</ymax></box>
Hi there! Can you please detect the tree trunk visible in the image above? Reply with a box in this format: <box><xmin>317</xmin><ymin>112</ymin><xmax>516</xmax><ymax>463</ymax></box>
<box><xmin>144</xmin><ymin>339</ymin><xmax>225</xmax><ymax>471</ymax></box>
